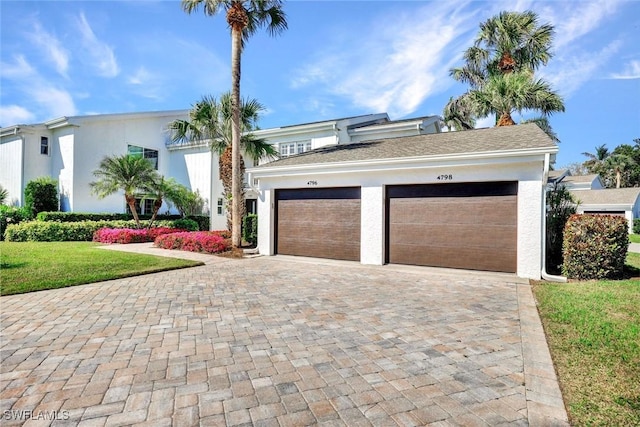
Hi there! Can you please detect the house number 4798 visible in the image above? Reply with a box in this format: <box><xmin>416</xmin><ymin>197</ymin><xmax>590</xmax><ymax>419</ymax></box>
<box><xmin>307</xmin><ymin>180</ymin><xmax>318</xmax><ymax>186</ymax></box>
<box><xmin>437</xmin><ymin>174</ymin><xmax>453</xmax><ymax>181</ymax></box>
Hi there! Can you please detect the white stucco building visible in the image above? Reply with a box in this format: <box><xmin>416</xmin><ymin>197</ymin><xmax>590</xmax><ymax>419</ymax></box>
<box><xmin>249</xmin><ymin>124</ymin><xmax>558</xmax><ymax>280</ymax></box>
<box><xmin>0</xmin><ymin>111</ymin><xmax>441</xmax><ymax>230</ymax></box>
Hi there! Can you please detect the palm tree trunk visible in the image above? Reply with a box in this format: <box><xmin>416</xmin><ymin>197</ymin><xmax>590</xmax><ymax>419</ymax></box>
<box><xmin>229</xmin><ymin>1</ymin><xmax>246</xmax><ymax>249</ymax></box>
<box><xmin>497</xmin><ymin>112</ymin><xmax>516</xmax><ymax>126</ymax></box>
<box><xmin>616</xmin><ymin>170</ymin><xmax>622</xmax><ymax>189</ymax></box>
<box><xmin>148</xmin><ymin>197</ymin><xmax>163</xmax><ymax>229</ymax></box>
<box><xmin>125</xmin><ymin>194</ymin><xmax>141</xmax><ymax>228</ymax></box>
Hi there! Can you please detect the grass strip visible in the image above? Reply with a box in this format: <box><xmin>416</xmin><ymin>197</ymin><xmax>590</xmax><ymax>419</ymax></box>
<box><xmin>0</xmin><ymin>241</ymin><xmax>203</xmax><ymax>296</ymax></box>
<box><xmin>533</xmin><ymin>254</ymin><xmax>640</xmax><ymax>426</ymax></box>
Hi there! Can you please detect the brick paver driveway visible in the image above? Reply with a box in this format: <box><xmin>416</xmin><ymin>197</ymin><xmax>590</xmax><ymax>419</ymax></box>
<box><xmin>1</xmin><ymin>254</ymin><xmax>568</xmax><ymax>426</ymax></box>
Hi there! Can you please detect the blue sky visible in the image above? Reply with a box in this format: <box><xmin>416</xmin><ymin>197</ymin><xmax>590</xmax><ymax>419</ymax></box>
<box><xmin>1</xmin><ymin>0</ymin><xmax>639</xmax><ymax>167</ymax></box>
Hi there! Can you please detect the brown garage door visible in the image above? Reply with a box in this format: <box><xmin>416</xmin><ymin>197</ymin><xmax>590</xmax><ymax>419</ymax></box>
<box><xmin>386</xmin><ymin>182</ymin><xmax>517</xmax><ymax>272</ymax></box>
<box><xmin>276</xmin><ymin>187</ymin><xmax>361</xmax><ymax>261</ymax></box>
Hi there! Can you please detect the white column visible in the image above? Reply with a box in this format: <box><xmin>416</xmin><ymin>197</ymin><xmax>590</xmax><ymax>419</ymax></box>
<box><xmin>257</xmin><ymin>188</ymin><xmax>274</xmax><ymax>255</ymax></box>
<box><xmin>360</xmin><ymin>185</ymin><xmax>385</xmax><ymax>265</ymax></box>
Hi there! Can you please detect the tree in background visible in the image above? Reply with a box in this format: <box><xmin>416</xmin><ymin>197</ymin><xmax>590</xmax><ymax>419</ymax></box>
<box><xmin>24</xmin><ymin>177</ymin><xmax>59</xmax><ymax>218</ymax></box>
<box><xmin>582</xmin><ymin>144</ymin><xmax>610</xmax><ymax>175</ymax></box>
<box><xmin>164</xmin><ymin>180</ymin><xmax>206</xmax><ymax>217</ymax></box>
<box><xmin>580</xmin><ymin>140</ymin><xmax>640</xmax><ymax>188</ymax></box>
<box><xmin>181</xmin><ymin>0</ymin><xmax>287</xmax><ymax>248</ymax></box>
<box><xmin>444</xmin><ymin>10</ymin><xmax>563</xmax><ymax>141</ymax></box>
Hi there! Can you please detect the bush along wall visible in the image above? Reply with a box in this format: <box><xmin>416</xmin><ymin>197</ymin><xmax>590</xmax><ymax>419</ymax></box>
<box><xmin>634</xmin><ymin>218</ymin><xmax>640</xmax><ymax>234</ymax></box>
<box><xmin>242</xmin><ymin>214</ymin><xmax>258</xmax><ymax>246</ymax></box>
<box><xmin>562</xmin><ymin>214</ymin><xmax>629</xmax><ymax>280</ymax></box>
<box><xmin>0</xmin><ymin>206</ymin><xmax>30</xmax><ymax>241</ymax></box>
<box><xmin>36</xmin><ymin>212</ymin><xmax>210</xmax><ymax>230</ymax></box>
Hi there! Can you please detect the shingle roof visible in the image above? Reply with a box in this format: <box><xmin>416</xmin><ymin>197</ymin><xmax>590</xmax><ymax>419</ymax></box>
<box><xmin>563</xmin><ymin>174</ymin><xmax>600</xmax><ymax>184</ymax></box>
<box><xmin>257</xmin><ymin>123</ymin><xmax>556</xmax><ymax>168</ymax></box>
<box><xmin>571</xmin><ymin>188</ymin><xmax>640</xmax><ymax>205</ymax></box>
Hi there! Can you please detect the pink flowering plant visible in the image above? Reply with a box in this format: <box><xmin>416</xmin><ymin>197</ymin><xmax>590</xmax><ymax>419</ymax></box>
<box><xmin>154</xmin><ymin>231</ymin><xmax>228</xmax><ymax>254</ymax></box>
<box><xmin>93</xmin><ymin>227</ymin><xmax>185</xmax><ymax>244</ymax></box>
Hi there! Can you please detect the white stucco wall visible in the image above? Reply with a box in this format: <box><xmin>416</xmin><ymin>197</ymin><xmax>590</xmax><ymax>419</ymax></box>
<box><xmin>252</xmin><ymin>155</ymin><xmax>548</xmax><ymax>279</ymax></box>
<box><xmin>0</xmin><ymin>136</ymin><xmax>24</xmax><ymax>206</ymax></box>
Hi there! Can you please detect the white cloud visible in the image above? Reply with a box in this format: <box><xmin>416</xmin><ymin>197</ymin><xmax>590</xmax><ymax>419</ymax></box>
<box><xmin>542</xmin><ymin>41</ymin><xmax>621</xmax><ymax>97</ymax></box>
<box><xmin>547</xmin><ymin>0</ymin><xmax>622</xmax><ymax>50</ymax></box>
<box><xmin>0</xmin><ymin>105</ymin><xmax>36</xmax><ymax>126</ymax></box>
<box><xmin>76</xmin><ymin>12</ymin><xmax>119</xmax><ymax>78</ymax></box>
<box><xmin>291</xmin><ymin>2</ymin><xmax>477</xmax><ymax>118</ymax></box>
<box><xmin>610</xmin><ymin>60</ymin><xmax>640</xmax><ymax>80</ymax></box>
<box><xmin>127</xmin><ymin>67</ymin><xmax>151</xmax><ymax>85</ymax></box>
<box><xmin>1</xmin><ymin>55</ymin><xmax>36</xmax><ymax>79</ymax></box>
<box><xmin>28</xmin><ymin>21</ymin><xmax>70</xmax><ymax>77</ymax></box>
<box><xmin>29</xmin><ymin>87</ymin><xmax>77</xmax><ymax>118</ymax></box>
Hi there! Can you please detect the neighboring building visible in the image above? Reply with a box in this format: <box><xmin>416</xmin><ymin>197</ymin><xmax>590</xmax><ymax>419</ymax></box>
<box><xmin>249</xmin><ymin>123</ymin><xmax>558</xmax><ymax>280</ymax></box>
<box><xmin>550</xmin><ymin>170</ymin><xmax>639</xmax><ymax>233</ymax></box>
<box><xmin>0</xmin><ymin>111</ymin><xmax>441</xmax><ymax>230</ymax></box>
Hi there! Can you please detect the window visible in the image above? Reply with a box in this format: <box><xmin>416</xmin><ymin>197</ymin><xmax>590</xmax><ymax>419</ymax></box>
<box><xmin>40</xmin><ymin>137</ymin><xmax>49</xmax><ymax>155</ymax></box>
<box><xmin>217</xmin><ymin>198</ymin><xmax>225</xmax><ymax>216</ymax></box>
<box><xmin>279</xmin><ymin>141</ymin><xmax>312</xmax><ymax>157</ymax></box>
<box><xmin>126</xmin><ymin>198</ymin><xmax>154</xmax><ymax>216</ymax></box>
<box><xmin>127</xmin><ymin>145</ymin><xmax>159</xmax><ymax>169</ymax></box>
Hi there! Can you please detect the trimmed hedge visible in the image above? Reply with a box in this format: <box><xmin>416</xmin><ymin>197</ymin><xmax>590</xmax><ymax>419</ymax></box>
<box><xmin>0</xmin><ymin>206</ymin><xmax>30</xmax><ymax>241</ymax></box>
<box><xmin>154</xmin><ymin>231</ymin><xmax>228</xmax><ymax>254</ymax></box>
<box><xmin>634</xmin><ymin>218</ymin><xmax>640</xmax><ymax>234</ymax></box>
<box><xmin>562</xmin><ymin>214</ymin><xmax>629</xmax><ymax>280</ymax></box>
<box><xmin>36</xmin><ymin>212</ymin><xmax>210</xmax><ymax>231</ymax></box>
<box><xmin>5</xmin><ymin>220</ymin><xmax>176</xmax><ymax>242</ymax></box>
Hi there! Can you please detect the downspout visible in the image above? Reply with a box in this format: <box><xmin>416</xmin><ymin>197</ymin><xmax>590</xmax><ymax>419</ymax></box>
<box><xmin>541</xmin><ymin>152</ymin><xmax>567</xmax><ymax>282</ymax></box>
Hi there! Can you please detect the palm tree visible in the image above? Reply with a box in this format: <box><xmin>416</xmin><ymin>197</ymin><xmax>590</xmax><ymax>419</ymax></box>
<box><xmin>90</xmin><ymin>155</ymin><xmax>159</xmax><ymax>228</ymax></box>
<box><xmin>468</xmin><ymin>70</ymin><xmax>564</xmax><ymax>129</ymax></box>
<box><xmin>181</xmin><ymin>0</ymin><xmax>287</xmax><ymax>248</ymax></box>
<box><xmin>445</xmin><ymin>10</ymin><xmax>562</xmax><ymax>137</ymax></box>
<box><xmin>604</xmin><ymin>153</ymin><xmax>635</xmax><ymax>189</ymax></box>
<box><xmin>169</xmin><ymin>92</ymin><xmax>277</xmax><ymax>229</ymax></box>
<box><xmin>144</xmin><ymin>176</ymin><xmax>174</xmax><ymax>229</ymax></box>
<box><xmin>582</xmin><ymin>144</ymin><xmax>610</xmax><ymax>175</ymax></box>
<box><xmin>0</xmin><ymin>184</ymin><xmax>8</xmax><ymax>205</ymax></box>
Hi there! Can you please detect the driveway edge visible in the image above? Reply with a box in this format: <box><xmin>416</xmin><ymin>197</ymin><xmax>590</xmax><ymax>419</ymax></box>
<box><xmin>517</xmin><ymin>283</ymin><xmax>570</xmax><ymax>426</ymax></box>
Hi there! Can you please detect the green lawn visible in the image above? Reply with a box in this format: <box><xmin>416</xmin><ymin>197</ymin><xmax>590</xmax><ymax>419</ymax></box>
<box><xmin>0</xmin><ymin>241</ymin><xmax>203</xmax><ymax>296</ymax></box>
<box><xmin>533</xmin><ymin>253</ymin><xmax>640</xmax><ymax>426</ymax></box>
<box><xmin>630</xmin><ymin>234</ymin><xmax>640</xmax><ymax>243</ymax></box>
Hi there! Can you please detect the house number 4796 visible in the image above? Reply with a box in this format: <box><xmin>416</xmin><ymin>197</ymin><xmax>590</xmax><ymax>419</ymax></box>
<box><xmin>307</xmin><ymin>180</ymin><xmax>318</xmax><ymax>186</ymax></box>
<box><xmin>437</xmin><ymin>174</ymin><xmax>453</xmax><ymax>181</ymax></box>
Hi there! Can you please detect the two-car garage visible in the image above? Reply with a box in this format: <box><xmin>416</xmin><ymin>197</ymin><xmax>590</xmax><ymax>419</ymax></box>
<box><xmin>274</xmin><ymin>182</ymin><xmax>517</xmax><ymax>273</ymax></box>
<box><xmin>252</xmin><ymin>124</ymin><xmax>558</xmax><ymax>279</ymax></box>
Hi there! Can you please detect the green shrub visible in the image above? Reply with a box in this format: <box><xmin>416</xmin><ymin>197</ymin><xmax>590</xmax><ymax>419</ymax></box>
<box><xmin>546</xmin><ymin>186</ymin><xmax>577</xmax><ymax>274</ymax></box>
<box><xmin>24</xmin><ymin>177</ymin><xmax>58</xmax><ymax>218</ymax></box>
<box><xmin>633</xmin><ymin>218</ymin><xmax>640</xmax><ymax>234</ymax></box>
<box><xmin>6</xmin><ymin>220</ymin><xmax>140</xmax><ymax>242</ymax></box>
<box><xmin>242</xmin><ymin>214</ymin><xmax>258</xmax><ymax>246</ymax></box>
<box><xmin>35</xmin><ymin>211</ymin><xmax>210</xmax><ymax>230</ymax></box>
<box><xmin>172</xmin><ymin>218</ymin><xmax>199</xmax><ymax>231</ymax></box>
<box><xmin>562</xmin><ymin>214</ymin><xmax>629</xmax><ymax>280</ymax></box>
<box><xmin>0</xmin><ymin>206</ymin><xmax>30</xmax><ymax>241</ymax></box>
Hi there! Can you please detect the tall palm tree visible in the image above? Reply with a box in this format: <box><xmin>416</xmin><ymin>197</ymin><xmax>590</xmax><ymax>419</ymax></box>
<box><xmin>445</xmin><ymin>10</ymin><xmax>562</xmax><ymax>138</ymax></box>
<box><xmin>90</xmin><ymin>155</ymin><xmax>159</xmax><ymax>228</ymax></box>
<box><xmin>181</xmin><ymin>0</ymin><xmax>287</xmax><ymax>248</ymax></box>
<box><xmin>169</xmin><ymin>92</ymin><xmax>277</xmax><ymax>229</ymax></box>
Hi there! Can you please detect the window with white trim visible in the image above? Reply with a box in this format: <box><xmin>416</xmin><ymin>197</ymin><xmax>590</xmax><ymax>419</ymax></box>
<box><xmin>40</xmin><ymin>137</ymin><xmax>49</xmax><ymax>156</ymax></box>
<box><xmin>127</xmin><ymin>144</ymin><xmax>159</xmax><ymax>169</ymax></box>
<box><xmin>279</xmin><ymin>141</ymin><xmax>312</xmax><ymax>157</ymax></box>
<box><xmin>127</xmin><ymin>198</ymin><xmax>154</xmax><ymax>216</ymax></box>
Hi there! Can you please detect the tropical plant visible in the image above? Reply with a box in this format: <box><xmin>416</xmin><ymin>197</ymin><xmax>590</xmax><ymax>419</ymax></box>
<box><xmin>181</xmin><ymin>0</ymin><xmax>287</xmax><ymax>248</ymax></box>
<box><xmin>144</xmin><ymin>176</ymin><xmax>174</xmax><ymax>229</ymax></box>
<box><xmin>165</xmin><ymin>181</ymin><xmax>206</xmax><ymax>218</ymax></box>
<box><xmin>582</xmin><ymin>144</ymin><xmax>610</xmax><ymax>175</ymax></box>
<box><xmin>546</xmin><ymin>185</ymin><xmax>577</xmax><ymax>274</ymax></box>
<box><xmin>604</xmin><ymin>153</ymin><xmax>635</xmax><ymax>189</ymax></box>
<box><xmin>89</xmin><ymin>154</ymin><xmax>160</xmax><ymax>228</ymax></box>
<box><xmin>168</xmin><ymin>92</ymin><xmax>277</xmax><ymax>229</ymax></box>
<box><xmin>24</xmin><ymin>176</ymin><xmax>59</xmax><ymax>218</ymax></box>
<box><xmin>0</xmin><ymin>184</ymin><xmax>9</xmax><ymax>205</ymax></box>
<box><xmin>444</xmin><ymin>10</ymin><xmax>564</xmax><ymax>140</ymax></box>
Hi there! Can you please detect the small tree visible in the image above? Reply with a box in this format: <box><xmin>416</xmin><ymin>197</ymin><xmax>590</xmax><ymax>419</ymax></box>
<box><xmin>0</xmin><ymin>184</ymin><xmax>9</xmax><ymax>205</ymax></box>
<box><xmin>546</xmin><ymin>185</ymin><xmax>577</xmax><ymax>274</ymax></box>
<box><xmin>24</xmin><ymin>177</ymin><xmax>59</xmax><ymax>218</ymax></box>
<box><xmin>165</xmin><ymin>180</ymin><xmax>206</xmax><ymax>217</ymax></box>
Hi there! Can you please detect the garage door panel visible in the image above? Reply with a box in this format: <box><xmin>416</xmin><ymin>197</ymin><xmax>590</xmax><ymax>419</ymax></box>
<box><xmin>389</xmin><ymin>224</ymin><xmax>516</xmax><ymax>247</ymax></box>
<box><xmin>390</xmin><ymin>244</ymin><xmax>516</xmax><ymax>272</ymax></box>
<box><xmin>387</xmin><ymin>182</ymin><xmax>517</xmax><ymax>273</ymax></box>
<box><xmin>389</xmin><ymin>196</ymin><xmax>516</xmax><ymax>225</ymax></box>
<box><xmin>276</xmin><ymin>188</ymin><xmax>361</xmax><ymax>261</ymax></box>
